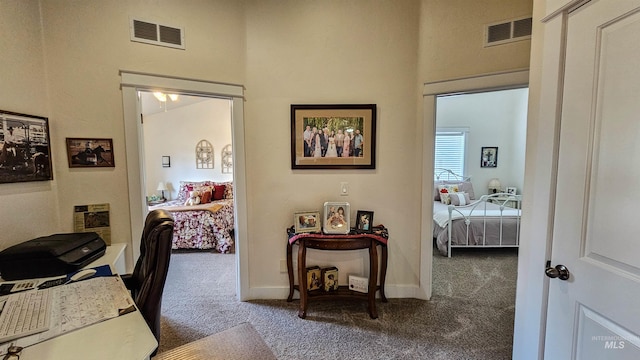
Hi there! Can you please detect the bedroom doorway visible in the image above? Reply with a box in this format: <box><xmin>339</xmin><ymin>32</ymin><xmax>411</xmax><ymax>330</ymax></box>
<box><xmin>120</xmin><ymin>71</ymin><xmax>248</xmax><ymax>301</ymax></box>
<box><xmin>431</xmin><ymin>87</ymin><xmax>527</xmax><ymax>304</ymax></box>
<box><xmin>138</xmin><ymin>91</ymin><xmax>238</xmax><ymax>322</ymax></box>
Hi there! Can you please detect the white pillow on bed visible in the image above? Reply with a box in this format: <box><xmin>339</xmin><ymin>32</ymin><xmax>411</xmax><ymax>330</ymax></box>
<box><xmin>450</xmin><ymin>192</ymin><xmax>471</xmax><ymax>206</ymax></box>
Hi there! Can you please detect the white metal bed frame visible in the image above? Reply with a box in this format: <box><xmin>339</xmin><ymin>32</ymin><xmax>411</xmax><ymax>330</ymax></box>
<box><xmin>433</xmin><ymin>168</ymin><xmax>522</xmax><ymax>257</ymax></box>
<box><xmin>444</xmin><ymin>193</ymin><xmax>521</xmax><ymax>257</ymax></box>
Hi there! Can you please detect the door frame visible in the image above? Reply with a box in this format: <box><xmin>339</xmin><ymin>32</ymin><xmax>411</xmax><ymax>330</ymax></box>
<box><xmin>120</xmin><ymin>71</ymin><xmax>249</xmax><ymax>300</ymax></box>
<box><xmin>420</xmin><ymin>69</ymin><xmax>530</xmax><ymax>299</ymax></box>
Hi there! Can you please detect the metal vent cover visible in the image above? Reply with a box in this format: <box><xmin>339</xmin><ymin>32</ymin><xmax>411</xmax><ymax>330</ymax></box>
<box><xmin>485</xmin><ymin>16</ymin><xmax>532</xmax><ymax>47</ymax></box>
<box><xmin>130</xmin><ymin>18</ymin><xmax>185</xmax><ymax>49</ymax></box>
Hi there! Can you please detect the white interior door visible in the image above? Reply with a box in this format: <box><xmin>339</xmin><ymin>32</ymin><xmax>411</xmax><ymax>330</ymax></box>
<box><xmin>544</xmin><ymin>0</ymin><xmax>640</xmax><ymax>358</ymax></box>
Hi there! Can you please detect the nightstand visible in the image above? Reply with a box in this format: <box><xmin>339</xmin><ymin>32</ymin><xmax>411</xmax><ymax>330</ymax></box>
<box><xmin>488</xmin><ymin>196</ymin><xmax>519</xmax><ymax>208</ymax></box>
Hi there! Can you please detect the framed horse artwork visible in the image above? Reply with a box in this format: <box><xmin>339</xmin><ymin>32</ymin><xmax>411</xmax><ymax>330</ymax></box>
<box><xmin>66</xmin><ymin>138</ymin><xmax>115</xmax><ymax>168</ymax></box>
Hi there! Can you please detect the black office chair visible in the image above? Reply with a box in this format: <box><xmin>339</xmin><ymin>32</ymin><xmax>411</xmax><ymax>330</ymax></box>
<box><xmin>121</xmin><ymin>209</ymin><xmax>174</xmax><ymax>345</ymax></box>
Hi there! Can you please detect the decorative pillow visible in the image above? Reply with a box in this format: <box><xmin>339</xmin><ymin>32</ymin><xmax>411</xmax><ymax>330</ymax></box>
<box><xmin>440</xmin><ymin>192</ymin><xmax>452</xmax><ymax>204</ymax></box>
<box><xmin>213</xmin><ymin>185</ymin><xmax>225</xmax><ymax>200</ymax></box>
<box><xmin>450</xmin><ymin>192</ymin><xmax>471</xmax><ymax>206</ymax></box>
<box><xmin>177</xmin><ymin>181</ymin><xmax>198</xmax><ymax>203</ymax></box>
<box><xmin>223</xmin><ymin>182</ymin><xmax>234</xmax><ymax>199</ymax></box>
<box><xmin>457</xmin><ymin>181</ymin><xmax>476</xmax><ymax>200</ymax></box>
<box><xmin>438</xmin><ymin>184</ymin><xmax>459</xmax><ymax>194</ymax></box>
<box><xmin>199</xmin><ymin>188</ymin><xmax>212</xmax><ymax>204</ymax></box>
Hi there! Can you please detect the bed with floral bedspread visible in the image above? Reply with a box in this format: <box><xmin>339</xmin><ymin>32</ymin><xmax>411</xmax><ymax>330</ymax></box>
<box><xmin>149</xmin><ymin>181</ymin><xmax>235</xmax><ymax>253</ymax></box>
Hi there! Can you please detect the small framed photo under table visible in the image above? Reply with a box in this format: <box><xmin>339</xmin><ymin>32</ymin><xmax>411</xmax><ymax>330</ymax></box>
<box><xmin>323</xmin><ymin>202</ymin><xmax>350</xmax><ymax>234</ymax></box>
<box><xmin>306</xmin><ymin>266</ymin><xmax>322</xmax><ymax>292</ymax></box>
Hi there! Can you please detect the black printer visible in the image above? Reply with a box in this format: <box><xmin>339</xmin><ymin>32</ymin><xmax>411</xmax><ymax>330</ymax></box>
<box><xmin>0</xmin><ymin>232</ymin><xmax>106</xmax><ymax>280</ymax></box>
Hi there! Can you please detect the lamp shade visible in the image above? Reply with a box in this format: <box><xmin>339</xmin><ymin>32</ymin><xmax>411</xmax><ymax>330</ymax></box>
<box><xmin>488</xmin><ymin>178</ymin><xmax>501</xmax><ymax>193</ymax></box>
<box><xmin>157</xmin><ymin>182</ymin><xmax>167</xmax><ymax>191</ymax></box>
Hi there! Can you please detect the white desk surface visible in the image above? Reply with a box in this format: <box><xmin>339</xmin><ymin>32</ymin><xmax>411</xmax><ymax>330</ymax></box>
<box><xmin>2</xmin><ymin>243</ymin><xmax>158</xmax><ymax>360</ymax></box>
<box><xmin>21</xmin><ymin>310</ymin><xmax>157</xmax><ymax>360</ymax></box>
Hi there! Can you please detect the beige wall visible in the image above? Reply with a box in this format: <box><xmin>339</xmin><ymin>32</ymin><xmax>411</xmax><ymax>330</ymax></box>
<box><xmin>420</xmin><ymin>0</ymin><xmax>533</xmax><ymax>83</ymax></box>
<box><xmin>38</xmin><ymin>0</ymin><xmax>243</xmax><ymax>250</ymax></box>
<box><xmin>0</xmin><ymin>0</ymin><xmax>531</xmax><ymax>297</ymax></box>
<box><xmin>0</xmin><ymin>0</ymin><xmax>59</xmax><ymax>247</ymax></box>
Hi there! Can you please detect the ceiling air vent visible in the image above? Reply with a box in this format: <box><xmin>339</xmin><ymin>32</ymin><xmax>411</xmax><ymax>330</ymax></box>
<box><xmin>485</xmin><ymin>16</ymin><xmax>532</xmax><ymax>47</ymax></box>
<box><xmin>130</xmin><ymin>18</ymin><xmax>185</xmax><ymax>50</ymax></box>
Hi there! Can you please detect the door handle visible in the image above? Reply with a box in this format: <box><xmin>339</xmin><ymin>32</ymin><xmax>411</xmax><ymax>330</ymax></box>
<box><xmin>545</xmin><ymin>261</ymin><xmax>570</xmax><ymax>280</ymax></box>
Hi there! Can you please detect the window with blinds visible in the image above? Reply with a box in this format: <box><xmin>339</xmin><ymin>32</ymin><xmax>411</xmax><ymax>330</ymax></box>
<box><xmin>434</xmin><ymin>129</ymin><xmax>467</xmax><ymax>180</ymax></box>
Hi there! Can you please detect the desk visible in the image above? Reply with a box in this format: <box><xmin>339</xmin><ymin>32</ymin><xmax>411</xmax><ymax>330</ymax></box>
<box><xmin>1</xmin><ymin>244</ymin><xmax>157</xmax><ymax>360</ymax></box>
<box><xmin>286</xmin><ymin>227</ymin><xmax>389</xmax><ymax>319</ymax></box>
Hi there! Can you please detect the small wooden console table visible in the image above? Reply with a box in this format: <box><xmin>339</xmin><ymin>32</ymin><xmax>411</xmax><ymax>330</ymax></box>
<box><xmin>286</xmin><ymin>227</ymin><xmax>389</xmax><ymax>319</ymax></box>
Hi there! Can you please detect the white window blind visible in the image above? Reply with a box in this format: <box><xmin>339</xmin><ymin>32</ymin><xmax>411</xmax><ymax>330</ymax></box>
<box><xmin>434</xmin><ymin>130</ymin><xmax>466</xmax><ymax>180</ymax></box>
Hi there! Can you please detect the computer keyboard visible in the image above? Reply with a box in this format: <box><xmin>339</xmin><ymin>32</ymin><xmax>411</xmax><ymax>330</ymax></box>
<box><xmin>0</xmin><ymin>289</ymin><xmax>52</xmax><ymax>343</ymax></box>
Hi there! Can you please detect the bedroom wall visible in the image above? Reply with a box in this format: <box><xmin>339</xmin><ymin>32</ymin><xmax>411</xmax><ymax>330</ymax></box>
<box><xmin>436</xmin><ymin>88</ymin><xmax>528</xmax><ymax>195</ymax></box>
<box><xmin>142</xmin><ymin>98</ymin><xmax>233</xmax><ymax>200</ymax></box>
<box><xmin>0</xmin><ymin>0</ymin><xmax>60</xmax><ymax>250</ymax></box>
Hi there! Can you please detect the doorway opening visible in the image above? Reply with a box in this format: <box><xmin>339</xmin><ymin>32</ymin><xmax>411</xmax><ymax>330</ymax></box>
<box><xmin>431</xmin><ymin>87</ymin><xmax>527</xmax><ymax>304</ymax></box>
<box><xmin>120</xmin><ymin>71</ymin><xmax>248</xmax><ymax>300</ymax></box>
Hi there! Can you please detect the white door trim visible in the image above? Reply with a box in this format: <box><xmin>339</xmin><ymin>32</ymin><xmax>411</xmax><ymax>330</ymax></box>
<box><xmin>119</xmin><ymin>71</ymin><xmax>249</xmax><ymax>300</ymax></box>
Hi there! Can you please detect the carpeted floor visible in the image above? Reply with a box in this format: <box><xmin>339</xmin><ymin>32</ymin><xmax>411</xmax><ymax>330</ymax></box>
<box><xmin>157</xmin><ymin>246</ymin><xmax>518</xmax><ymax>359</ymax></box>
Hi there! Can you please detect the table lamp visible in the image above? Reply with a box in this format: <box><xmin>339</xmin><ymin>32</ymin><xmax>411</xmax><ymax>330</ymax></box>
<box><xmin>157</xmin><ymin>182</ymin><xmax>167</xmax><ymax>200</ymax></box>
<box><xmin>488</xmin><ymin>178</ymin><xmax>501</xmax><ymax>194</ymax></box>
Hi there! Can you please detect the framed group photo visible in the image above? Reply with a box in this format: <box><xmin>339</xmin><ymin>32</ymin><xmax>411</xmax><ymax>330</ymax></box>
<box><xmin>66</xmin><ymin>138</ymin><xmax>115</xmax><ymax>168</ymax></box>
<box><xmin>0</xmin><ymin>109</ymin><xmax>53</xmax><ymax>184</ymax></box>
<box><xmin>291</xmin><ymin>104</ymin><xmax>376</xmax><ymax>170</ymax></box>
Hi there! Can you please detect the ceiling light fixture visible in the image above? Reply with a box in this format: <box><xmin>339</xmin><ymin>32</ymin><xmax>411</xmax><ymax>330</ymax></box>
<box><xmin>152</xmin><ymin>92</ymin><xmax>179</xmax><ymax>102</ymax></box>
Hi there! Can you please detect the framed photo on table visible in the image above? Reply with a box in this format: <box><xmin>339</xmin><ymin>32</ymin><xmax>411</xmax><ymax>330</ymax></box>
<box><xmin>323</xmin><ymin>202</ymin><xmax>350</xmax><ymax>234</ymax></box>
<box><xmin>355</xmin><ymin>210</ymin><xmax>374</xmax><ymax>233</ymax></box>
<box><xmin>291</xmin><ymin>104</ymin><xmax>376</xmax><ymax>170</ymax></box>
<box><xmin>294</xmin><ymin>211</ymin><xmax>321</xmax><ymax>234</ymax></box>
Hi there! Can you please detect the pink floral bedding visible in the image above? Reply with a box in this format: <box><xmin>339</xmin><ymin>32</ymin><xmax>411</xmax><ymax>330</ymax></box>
<box><xmin>149</xmin><ymin>181</ymin><xmax>235</xmax><ymax>253</ymax></box>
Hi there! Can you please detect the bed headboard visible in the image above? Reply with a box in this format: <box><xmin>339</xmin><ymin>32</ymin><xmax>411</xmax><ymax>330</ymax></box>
<box><xmin>434</xmin><ymin>168</ymin><xmax>471</xmax><ymax>182</ymax></box>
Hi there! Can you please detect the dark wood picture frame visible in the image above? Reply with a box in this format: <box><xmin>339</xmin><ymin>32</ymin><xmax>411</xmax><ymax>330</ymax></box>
<box><xmin>356</xmin><ymin>210</ymin><xmax>374</xmax><ymax>233</ymax></box>
<box><xmin>66</xmin><ymin>138</ymin><xmax>115</xmax><ymax>168</ymax></box>
<box><xmin>0</xmin><ymin>109</ymin><xmax>53</xmax><ymax>184</ymax></box>
<box><xmin>481</xmin><ymin>146</ymin><xmax>498</xmax><ymax>168</ymax></box>
<box><xmin>291</xmin><ymin>104</ymin><xmax>376</xmax><ymax>169</ymax></box>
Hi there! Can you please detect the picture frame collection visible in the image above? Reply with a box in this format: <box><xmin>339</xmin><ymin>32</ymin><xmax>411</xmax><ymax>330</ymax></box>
<box><xmin>293</xmin><ymin>202</ymin><xmax>375</xmax><ymax>235</ymax></box>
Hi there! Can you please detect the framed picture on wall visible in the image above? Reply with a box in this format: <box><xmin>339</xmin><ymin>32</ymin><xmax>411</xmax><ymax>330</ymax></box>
<box><xmin>66</xmin><ymin>138</ymin><xmax>115</xmax><ymax>168</ymax></box>
<box><xmin>291</xmin><ymin>104</ymin><xmax>376</xmax><ymax>170</ymax></box>
<box><xmin>481</xmin><ymin>146</ymin><xmax>498</xmax><ymax>168</ymax></box>
<box><xmin>0</xmin><ymin>109</ymin><xmax>53</xmax><ymax>184</ymax></box>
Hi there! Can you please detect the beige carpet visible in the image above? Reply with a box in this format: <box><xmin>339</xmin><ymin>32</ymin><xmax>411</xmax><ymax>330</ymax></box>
<box><xmin>153</xmin><ymin>322</ymin><xmax>276</xmax><ymax>360</ymax></box>
<box><xmin>158</xmin><ymin>250</ymin><xmax>517</xmax><ymax>359</ymax></box>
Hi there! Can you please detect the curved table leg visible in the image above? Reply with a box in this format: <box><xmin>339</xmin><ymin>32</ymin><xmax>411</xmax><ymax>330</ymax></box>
<box><xmin>286</xmin><ymin>241</ymin><xmax>295</xmax><ymax>302</ymax></box>
<box><xmin>368</xmin><ymin>241</ymin><xmax>379</xmax><ymax>319</ymax></box>
<box><xmin>297</xmin><ymin>241</ymin><xmax>308</xmax><ymax>319</ymax></box>
<box><xmin>379</xmin><ymin>244</ymin><xmax>388</xmax><ymax>303</ymax></box>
